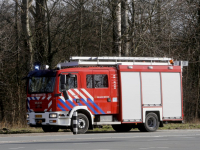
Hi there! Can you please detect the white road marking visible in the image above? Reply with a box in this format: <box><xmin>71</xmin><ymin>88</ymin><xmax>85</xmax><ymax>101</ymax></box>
<box><xmin>140</xmin><ymin>147</ymin><xmax>169</xmax><ymax>149</ymax></box>
<box><xmin>37</xmin><ymin>149</ymin><xmax>74</xmax><ymax>150</ymax></box>
<box><xmin>9</xmin><ymin>148</ymin><xmax>25</xmax><ymax>150</ymax></box>
<box><xmin>94</xmin><ymin>149</ymin><xmax>110</xmax><ymax>150</ymax></box>
<box><xmin>148</xmin><ymin>139</ymin><xmax>168</xmax><ymax>141</ymax></box>
<box><xmin>72</xmin><ymin>143</ymin><xmax>89</xmax><ymax>144</ymax></box>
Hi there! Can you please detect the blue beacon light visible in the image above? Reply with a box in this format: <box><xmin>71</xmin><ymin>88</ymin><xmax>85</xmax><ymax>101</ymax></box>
<box><xmin>35</xmin><ymin>65</ymin><xmax>40</xmax><ymax>70</ymax></box>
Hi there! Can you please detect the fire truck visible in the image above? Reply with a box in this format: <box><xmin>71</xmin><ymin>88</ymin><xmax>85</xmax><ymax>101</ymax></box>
<box><xmin>26</xmin><ymin>56</ymin><xmax>188</xmax><ymax>134</ymax></box>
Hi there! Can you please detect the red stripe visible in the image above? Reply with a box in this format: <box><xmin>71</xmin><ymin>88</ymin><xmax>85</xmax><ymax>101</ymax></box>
<box><xmin>65</xmin><ymin>99</ymin><xmax>74</xmax><ymax>108</ymax></box>
<box><xmin>47</xmin><ymin>98</ymin><xmax>52</xmax><ymax>111</ymax></box>
<box><xmin>79</xmin><ymin>89</ymin><xmax>101</xmax><ymax>114</ymax></box>
<box><xmin>67</xmin><ymin>92</ymin><xmax>79</xmax><ymax>106</ymax></box>
<box><xmin>57</xmin><ymin>99</ymin><xmax>70</xmax><ymax>111</ymax></box>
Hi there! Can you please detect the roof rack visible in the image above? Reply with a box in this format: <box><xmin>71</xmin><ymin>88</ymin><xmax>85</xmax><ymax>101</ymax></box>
<box><xmin>57</xmin><ymin>56</ymin><xmax>173</xmax><ymax>67</ymax></box>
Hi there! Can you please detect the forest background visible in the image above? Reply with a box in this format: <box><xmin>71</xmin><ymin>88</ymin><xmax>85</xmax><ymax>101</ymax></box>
<box><xmin>0</xmin><ymin>0</ymin><xmax>200</xmax><ymax>127</ymax></box>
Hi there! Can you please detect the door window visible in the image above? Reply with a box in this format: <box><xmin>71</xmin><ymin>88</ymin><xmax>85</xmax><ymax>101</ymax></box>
<box><xmin>86</xmin><ymin>74</ymin><xmax>108</xmax><ymax>88</ymax></box>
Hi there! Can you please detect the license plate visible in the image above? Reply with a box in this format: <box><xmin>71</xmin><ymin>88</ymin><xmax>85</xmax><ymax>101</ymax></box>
<box><xmin>36</xmin><ymin>119</ymin><xmax>43</xmax><ymax>124</ymax></box>
<box><xmin>35</xmin><ymin>115</ymin><xmax>42</xmax><ymax>118</ymax></box>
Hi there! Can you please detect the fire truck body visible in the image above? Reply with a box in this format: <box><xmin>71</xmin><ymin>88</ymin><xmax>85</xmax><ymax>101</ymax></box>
<box><xmin>26</xmin><ymin>57</ymin><xmax>187</xmax><ymax>133</ymax></box>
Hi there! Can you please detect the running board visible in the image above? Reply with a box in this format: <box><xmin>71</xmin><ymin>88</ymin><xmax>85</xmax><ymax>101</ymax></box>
<box><xmin>93</xmin><ymin>122</ymin><xmax>121</xmax><ymax>125</ymax></box>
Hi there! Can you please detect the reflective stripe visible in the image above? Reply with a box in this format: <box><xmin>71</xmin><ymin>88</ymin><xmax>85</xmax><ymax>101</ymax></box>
<box><xmin>81</xmin><ymin>88</ymin><xmax>94</xmax><ymax>101</ymax></box>
<box><xmin>88</xmin><ymin>98</ymin><xmax>105</xmax><ymax>114</ymax></box>
<box><xmin>48</xmin><ymin>100</ymin><xmax>52</xmax><ymax>108</ymax></box>
<box><xmin>80</xmin><ymin>98</ymin><xmax>98</xmax><ymax>114</ymax></box>
<box><xmin>67</xmin><ymin>99</ymin><xmax>76</xmax><ymax>107</ymax></box>
<box><xmin>58</xmin><ymin>99</ymin><xmax>71</xmax><ymax>110</ymax></box>
<box><xmin>57</xmin><ymin>103</ymin><xmax>67</xmax><ymax>111</ymax></box>
<box><xmin>68</xmin><ymin>90</ymin><xmax>80</xmax><ymax>100</ymax></box>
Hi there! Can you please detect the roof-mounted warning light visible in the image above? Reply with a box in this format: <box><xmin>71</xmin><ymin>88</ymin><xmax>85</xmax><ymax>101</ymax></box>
<box><xmin>173</xmin><ymin>61</ymin><xmax>188</xmax><ymax>67</ymax></box>
<box><xmin>56</xmin><ymin>64</ymin><xmax>61</xmax><ymax>70</ymax></box>
<box><xmin>35</xmin><ymin>65</ymin><xmax>40</xmax><ymax>70</ymax></box>
<box><xmin>45</xmin><ymin>65</ymin><xmax>49</xmax><ymax>70</ymax></box>
<box><xmin>34</xmin><ymin>62</ymin><xmax>50</xmax><ymax>70</ymax></box>
<box><xmin>169</xmin><ymin>59</ymin><xmax>174</xmax><ymax>64</ymax></box>
<box><xmin>34</xmin><ymin>62</ymin><xmax>41</xmax><ymax>70</ymax></box>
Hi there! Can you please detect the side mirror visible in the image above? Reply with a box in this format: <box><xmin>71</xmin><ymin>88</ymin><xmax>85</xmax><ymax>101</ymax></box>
<box><xmin>61</xmin><ymin>74</ymin><xmax>66</xmax><ymax>84</ymax></box>
<box><xmin>60</xmin><ymin>74</ymin><xmax>69</xmax><ymax>100</ymax></box>
<box><xmin>60</xmin><ymin>74</ymin><xmax>66</xmax><ymax>91</ymax></box>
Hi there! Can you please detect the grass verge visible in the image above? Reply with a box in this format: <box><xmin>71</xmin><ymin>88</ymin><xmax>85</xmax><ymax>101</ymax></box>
<box><xmin>1</xmin><ymin>123</ymin><xmax>200</xmax><ymax>134</ymax></box>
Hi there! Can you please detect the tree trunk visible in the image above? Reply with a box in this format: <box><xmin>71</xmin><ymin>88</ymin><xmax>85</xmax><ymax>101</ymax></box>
<box><xmin>21</xmin><ymin>0</ymin><xmax>33</xmax><ymax>71</ymax></box>
<box><xmin>99</xmin><ymin>0</ymin><xmax>104</xmax><ymax>55</ymax></box>
<box><xmin>113</xmin><ymin>0</ymin><xmax>122</xmax><ymax>56</ymax></box>
<box><xmin>15</xmin><ymin>0</ymin><xmax>22</xmax><ymax>125</ymax></box>
<box><xmin>78</xmin><ymin>0</ymin><xmax>84</xmax><ymax>56</ymax></box>
<box><xmin>121</xmin><ymin>0</ymin><xmax>129</xmax><ymax>56</ymax></box>
<box><xmin>155</xmin><ymin>0</ymin><xmax>161</xmax><ymax>56</ymax></box>
<box><xmin>35</xmin><ymin>0</ymin><xmax>46</xmax><ymax>64</ymax></box>
<box><xmin>195</xmin><ymin>1</ymin><xmax>200</xmax><ymax>119</ymax></box>
<box><xmin>131</xmin><ymin>0</ymin><xmax>136</xmax><ymax>55</ymax></box>
<box><xmin>45</xmin><ymin>0</ymin><xmax>52</xmax><ymax>67</ymax></box>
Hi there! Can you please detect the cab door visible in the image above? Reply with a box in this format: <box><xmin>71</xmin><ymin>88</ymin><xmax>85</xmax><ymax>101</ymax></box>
<box><xmin>92</xmin><ymin>70</ymin><xmax>111</xmax><ymax>114</ymax></box>
<box><xmin>57</xmin><ymin>72</ymin><xmax>79</xmax><ymax>111</ymax></box>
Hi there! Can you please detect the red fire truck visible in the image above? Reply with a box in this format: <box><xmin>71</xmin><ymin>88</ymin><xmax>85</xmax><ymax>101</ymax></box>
<box><xmin>26</xmin><ymin>56</ymin><xmax>188</xmax><ymax>134</ymax></box>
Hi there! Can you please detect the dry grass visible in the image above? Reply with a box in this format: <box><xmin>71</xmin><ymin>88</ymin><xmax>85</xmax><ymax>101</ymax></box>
<box><xmin>1</xmin><ymin>123</ymin><xmax>200</xmax><ymax>134</ymax></box>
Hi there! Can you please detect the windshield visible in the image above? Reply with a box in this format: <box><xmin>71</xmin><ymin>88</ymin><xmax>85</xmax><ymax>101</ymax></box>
<box><xmin>29</xmin><ymin>77</ymin><xmax>56</xmax><ymax>93</ymax></box>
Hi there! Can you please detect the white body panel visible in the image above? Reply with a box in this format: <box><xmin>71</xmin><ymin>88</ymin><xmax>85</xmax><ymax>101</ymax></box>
<box><xmin>143</xmin><ymin>108</ymin><xmax>163</xmax><ymax>123</ymax></box>
<box><xmin>162</xmin><ymin>73</ymin><xmax>182</xmax><ymax>119</ymax></box>
<box><xmin>141</xmin><ymin>72</ymin><xmax>161</xmax><ymax>106</ymax></box>
<box><xmin>27</xmin><ymin>106</ymin><xmax>94</xmax><ymax>126</ymax></box>
<box><xmin>28</xmin><ymin>111</ymin><xmax>71</xmax><ymax>126</ymax></box>
<box><xmin>120</xmin><ymin>71</ymin><xmax>182</xmax><ymax>123</ymax></box>
<box><xmin>121</xmin><ymin>72</ymin><xmax>142</xmax><ymax>121</ymax></box>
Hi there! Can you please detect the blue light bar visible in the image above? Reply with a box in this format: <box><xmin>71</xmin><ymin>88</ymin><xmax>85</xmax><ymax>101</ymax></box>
<box><xmin>35</xmin><ymin>65</ymin><xmax>40</xmax><ymax>70</ymax></box>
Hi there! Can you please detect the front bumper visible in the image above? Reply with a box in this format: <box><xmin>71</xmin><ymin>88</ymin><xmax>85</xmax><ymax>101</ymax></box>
<box><xmin>27</xmin><ymin>111</ymin><xmax>71</xmax><ymax>126</ymax></box>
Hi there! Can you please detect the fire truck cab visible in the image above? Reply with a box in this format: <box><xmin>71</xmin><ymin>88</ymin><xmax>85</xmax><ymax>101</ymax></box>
<box><xmin>26</xmin><ymin>56</ymin><xmax>188</xmax><ymax>133</ymax></box>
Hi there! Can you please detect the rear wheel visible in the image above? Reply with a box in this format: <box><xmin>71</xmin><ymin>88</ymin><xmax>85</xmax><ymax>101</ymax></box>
<box><xmin>42</xmin><ymin>126</ymin><xmax>59</xmax><ymax>132</ymax></box>
<box><xmin>138</xmin><ymin>113</ymin><xmax>159</xmax><ymax>132</ymax></box>
<box><xmin>112</xmin><ymin>124</ymin><xmax>133</xmax><ymax>132</ymax></box>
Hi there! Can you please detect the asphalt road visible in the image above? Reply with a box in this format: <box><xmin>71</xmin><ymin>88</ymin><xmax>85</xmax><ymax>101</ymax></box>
<box><xmin>0</xmin><ymin>130</ymin><xmax>200</xmax><ymax>150</ymax></box>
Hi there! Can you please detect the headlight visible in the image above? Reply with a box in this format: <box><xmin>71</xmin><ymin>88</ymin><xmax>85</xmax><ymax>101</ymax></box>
<box><xmin>27</xmin><ymin>114</ymin><xmax>29</xmax><ymax>118</ymax></box>
<box><xmin>49</xmin><ymin>113</ymin><xmax>57</xmax><ymax>118</ymax></box>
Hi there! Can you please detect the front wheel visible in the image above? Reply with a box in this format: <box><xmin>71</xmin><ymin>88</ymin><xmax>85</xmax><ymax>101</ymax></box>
<box><xmin>138</xmin><ymin>113</ymin><xmax>159</xmax><ymax>132</ymax></box>
<box><xmin>71</xmin><ymin>113</ymin><xmax>89</xmax><ymax>134</ymax></box>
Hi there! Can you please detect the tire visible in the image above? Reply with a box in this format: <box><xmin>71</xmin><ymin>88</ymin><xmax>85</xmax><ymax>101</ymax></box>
<box><xmin>112</xmin><ymin>124</ymin><xmax>133</xmax><ymax>132</ymax></box>
<box><xmin>42</xmin><ymin>126</ymin><xmax>59</xmax><ymax>132</ymax></box>
<box><xmin>74</xmin><ymin>113</ymin><xmax>89</xmax><ymax>134</ymax></box>
<box><xmin>138</xmin><ymin>113</ymin><xmax>159</xmax><ymax>132</ymax></box>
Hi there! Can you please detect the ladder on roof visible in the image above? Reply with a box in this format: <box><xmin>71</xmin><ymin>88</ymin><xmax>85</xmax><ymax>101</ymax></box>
<box><xmin>57</xmin><ymin>56</ymin><xmax>173</xmax><ymax>67</ymax></box>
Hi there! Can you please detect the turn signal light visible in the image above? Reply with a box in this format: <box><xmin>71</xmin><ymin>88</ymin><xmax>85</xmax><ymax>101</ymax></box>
<box><xmin>170</xmin><ymin>60</ymin><xmax>174</xmax><ymax>64</ymax></box>
<box><xmin>49</xmin><ymin>120</ymin><xmax>56</xmax><ymax>123</ymax></box>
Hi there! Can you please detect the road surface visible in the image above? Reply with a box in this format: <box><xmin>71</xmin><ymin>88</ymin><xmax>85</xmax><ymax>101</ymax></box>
<box><xmin>0</xmin><ymin>130</ymin><xmax>200</xmax><ymax>150</ymax></box>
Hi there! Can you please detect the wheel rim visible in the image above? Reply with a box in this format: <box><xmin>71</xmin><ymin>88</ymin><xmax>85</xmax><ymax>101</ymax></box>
<box><xmin>78</xmin><ymin>118</ymin><xmax>86</xmax><ymax>129</ymax></box>
<box><xmin>148</xmin><ymin>117</ymin><xmax>156</xmax><ymax>128</ymax></box>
